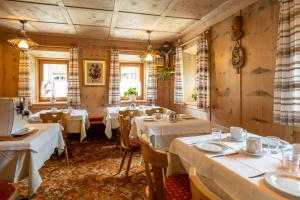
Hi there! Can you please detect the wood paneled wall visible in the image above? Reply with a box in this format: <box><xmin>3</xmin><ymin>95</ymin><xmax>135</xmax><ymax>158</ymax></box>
<box><xmin>0</xmin><ymin>41</ymin><xmax>20</xmax><ymax>97</ymax></box>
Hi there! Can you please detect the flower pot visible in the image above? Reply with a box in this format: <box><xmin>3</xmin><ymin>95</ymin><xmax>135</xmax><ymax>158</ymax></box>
<box><xmin>129</xmin><ymin>94</ymin><xmax>137</xmax><ymax>102</ymax></box>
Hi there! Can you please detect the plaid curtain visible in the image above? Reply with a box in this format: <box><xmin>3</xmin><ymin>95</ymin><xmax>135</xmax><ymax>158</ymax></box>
<box><xmin>68</xmin><ymin>47</ymin><xmax>81</xmax><ymax>106</ymax></box>
<box><xmin>108</xmin><ymin>50</ymin><xmax>121</xmax><ymax>105</ymax></box>
<box><xmin>146</xmin><ymin>62</ymin><xmax>157</xmax><ymax>104</ymax></box>
<box><xmin>196</xmin><ymin>33</ymin><xmax>210</xmax><ymax>109</ymax></box>
<box><xmin>174</xmin><ymin>47</ymin><xmax>184</xmax><ymax>104</ymax></box>
<box><xmin>18</xmin><ymin>50</ymin><xmax>31</xmax><ymax>101</ymax></box>
<box><xmin>274</xmin><ymin>0</ymin><xmax>300</xmax><ymax>125</ymax></box>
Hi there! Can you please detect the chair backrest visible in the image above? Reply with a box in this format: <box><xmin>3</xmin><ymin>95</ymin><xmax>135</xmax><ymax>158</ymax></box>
<box><xmin>188</xmin><ymin>167</ymin><xmax>221</xmax><ymax>200</ymax></box>
<box><xmin>145</xmin><ymin>108</ymin><xmax>167</xmax><ymax>116</ymax></box>
<box><xmin>119</xmin><ymin>109</ymin><xmax>143</xmax><ymax>118</ymax></box>
<box><xmin>118</xmin><ymin>114</ymin><xmax>131</xmax><ymax>149</ymax></box>
<box><xmin>140</xmin><ymin>138</ymin><xmax>168</xmax><ymax>200</ymax></box>
<box><xmin>40</xmin><ymin>112</ymin><xmax>70</xmax><ymax>129</ymax></box>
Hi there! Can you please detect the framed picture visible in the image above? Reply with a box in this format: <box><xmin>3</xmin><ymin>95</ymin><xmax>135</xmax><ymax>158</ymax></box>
<box><xmin>83</xmin><ymin>60</ymin><xmax>106</xmax><ymax>86</ymax></box>
<box><xmin>155</xmin><ymin>57</ymin><xmax>164</xmax><ymax>67</ymax></box>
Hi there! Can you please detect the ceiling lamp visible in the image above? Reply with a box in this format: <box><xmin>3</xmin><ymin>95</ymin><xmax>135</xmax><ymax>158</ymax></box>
<box><xmin>143</xmin><ymin>30</ymin><xmax>157</xmax><ymax>63</ymax></box>
<box><xmin>8</xmin><ymin>20</ymin><xmax>38</xmax><ymax>50</ymax></box>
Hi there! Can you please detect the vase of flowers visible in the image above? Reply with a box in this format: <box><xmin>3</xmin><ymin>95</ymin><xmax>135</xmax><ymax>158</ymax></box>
<box><xmin>124</xmin><ymin>87</ymin><xmax>138</xmax><ymax>102</ymax></box>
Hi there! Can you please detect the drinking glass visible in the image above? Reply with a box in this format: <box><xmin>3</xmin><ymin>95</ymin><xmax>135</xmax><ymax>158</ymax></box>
<box><xmin>282</xmin><ymin>150</ymin><xmax>300</xmax><ymax>174</ymax></box>
<box><xmin>267</xmin><ymin>136</ymin><xmax>280</xmax><ymax>154</ymax></box>
<box><xmin>211</xmin><ymin>128</ymin><xmax>222</xmax><ymax>142</ymax></box>
<box><xmin>293</xmin><ymin>144</ymin><xmax>300</xmax><ymax>156</ymax></box>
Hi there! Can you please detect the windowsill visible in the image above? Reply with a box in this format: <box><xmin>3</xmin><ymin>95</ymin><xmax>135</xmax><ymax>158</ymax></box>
<box><xmin>120</xmin><ymin>100</ymin><xmax>148</xmax><ymax>103</ymax></box>
<box><xmin>32</xmin><ymin>102</ymin><xmax>67</xmax><ymax>106</ymax></box>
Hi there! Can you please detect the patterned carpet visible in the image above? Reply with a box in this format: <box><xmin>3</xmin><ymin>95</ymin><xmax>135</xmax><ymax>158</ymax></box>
<box><xmin>15</xmin><ymin>139</ymin><xmax>147</xmax><ymax>200</ymax></box>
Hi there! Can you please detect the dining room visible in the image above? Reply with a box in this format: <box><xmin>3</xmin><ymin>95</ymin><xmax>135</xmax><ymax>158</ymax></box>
<box><xmin>0</xmin><ymin>0</ymin><xmax>300</xmax><ymax>199</ymax></box>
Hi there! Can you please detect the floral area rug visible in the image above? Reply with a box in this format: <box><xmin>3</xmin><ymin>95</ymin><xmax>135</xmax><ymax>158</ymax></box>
<box><xmin>15</xmin><ymin>139</ymin><xmax>147</xmax><ymax>200</ymax></box>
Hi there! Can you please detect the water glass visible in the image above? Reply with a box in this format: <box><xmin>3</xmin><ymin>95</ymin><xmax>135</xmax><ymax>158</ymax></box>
<box><xmin>293</xmin><ymin>144</ymin><xmax>300</xmax><ymax>156</ymax></box>
<box><xmin>267</xmin><ymin>136</ymin><xmax>280</xmax><ymax>154</ymax></box>
<box><xmin>282</xmin><ymin>150</ymin><xmax>300</xmax><ymax>174</ymax></box>
<box><xmin>211</xmin><ymin>128</ymin><xmax>222</xmax><ymax>142</ymax></box>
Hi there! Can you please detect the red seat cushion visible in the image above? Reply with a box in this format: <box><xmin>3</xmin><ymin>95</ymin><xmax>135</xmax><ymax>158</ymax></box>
<box><xmin>129</xmin><ymin>138</ymin><xmax>140</xmax><ymax>151</ymax></box>
<box><xmin>166</xmin><ymin>175</ymin><xmax>192</xmax><ymax>200</ymax></box>
<box><xmin>89</xmin><ymin>114</ymin><xmax>104</xmax><ymax>122</ymax></box>
<box><xmin>0</xmin><ymin>181</ymin><xmax>17</xmax><ymax>200</ymax></box>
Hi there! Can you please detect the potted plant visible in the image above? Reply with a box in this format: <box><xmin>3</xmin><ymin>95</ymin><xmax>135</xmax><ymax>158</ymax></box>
<box><xmin>124</xmin><ymin>87</ymin><xmax>139</xmax><ymax>101</ymax></box>
<box><xmin>192</xmin><ymin>89</ymin><xmax>197</xmax><ymax>101</ymax></box>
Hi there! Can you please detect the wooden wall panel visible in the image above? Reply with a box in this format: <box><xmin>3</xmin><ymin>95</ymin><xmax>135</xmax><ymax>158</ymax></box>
<box><xmin>2</xmin><ymin>43</ymin><xmax>19</xmax><ymax>97</ymax></box>
<box><xmin>210</xmin><ymin>16</ymin><xmax>241</xmax><ymax>127</ymax></box>
<box><xmin>240</xmin><ymin>0</ymin><xmax>289</xmax><ymax>138</ymax></box>
<box><xmin>79</xmin><ymin>46</ymin><xmax>110</xmax><ymax>115</ymax></box>
<box><xmin>0</xmin><ymin>41</ymin><xmax>3</xmax><ymax>96</ymax></box>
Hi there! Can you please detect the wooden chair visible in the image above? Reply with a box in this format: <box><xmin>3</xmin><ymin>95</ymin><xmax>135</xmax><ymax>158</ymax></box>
<box><xmin>117</xmin><ymin>114</ymin><xmax>141</xmax><ymax>178</ymax></box>
<box><xmin>0</xmin><ymin>181</ymin><xmax>18</xmax><ymax>200</ymax></box>
<box><xmin>145</xmin><ymin>107</ymin><xmax>168</xmax><ymax>116</ymax></box>
<box><xmin>119</xmin><ymin>109</ymin><xmax>143</xmax><ymax>118</ymax></box>
<box><xmin>40</xmin><ymin>112</ymin><xmax>70</xmax><ymax>165</ymax></box>
<box><xmin>115</xmin><ymin>109</ymin><xmax>143</xmax><ymax>150</ymax></box>
<box><xmin>188</xmin><ymin>167</ymin><xmax>221</xmax><ymax>200</ymax></box>
<box><xmin>140</xmin><ymin>138</ymin><xmax>192</xmax><ymax>200</ymax></box>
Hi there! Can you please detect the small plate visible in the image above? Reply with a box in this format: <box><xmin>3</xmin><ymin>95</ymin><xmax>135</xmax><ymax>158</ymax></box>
<box><xmin>264</xmin><ymin>172</ymin><xmax>300</xmax><ymax>198</ymax></box>
<box><xmin>195</xmin><ymin>142</ymin><xmax>228</xmax><ymax>153</ymax></box>
<box><xmin>240</xmin><ymin>149</ymin><xmax>268</xmax><ymax>157</ymax></box>
<box><xmin>228</xmin><ymin>137</ymin><xmax>245</xmax><ymax>142</ymax></box>
<box><xmin>143</xmin><ymin>117</ymin><xmax>155</xmax><ymax>122</ymax></box>
<box><xmin>11</xmin><ymin>127</ymin><xmax>32</xmax><ymax>136</ymax></box>
<box><xmin>182</xmin><ymin>116</ymin><xmax>194</xmax><ymax>119</ymax></box>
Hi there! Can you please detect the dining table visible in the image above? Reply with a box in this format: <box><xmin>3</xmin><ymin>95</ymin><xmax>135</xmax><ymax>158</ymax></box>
<box><xmin>27</xmin><ymin>109</ymin><xmax>90</xmax><ymax>142</ymax></box>
<box><xmin>104</xmin><ymin>105</ymin><xmax>162</xmax><ymax>139</ymax></box>
<box><xmin>0</xmin><ymin>123</ymin><xmax>64</xmax><ymax>196</ymax></box>
<box><xmin>168</xmin><ymin>133</ymin><xmax>297</xmax><ymax>200</ymax></box>
<box><xmin>134</xmin><ymin>116</ymin><xmax>212</xmax><ymax>150</ymax></box>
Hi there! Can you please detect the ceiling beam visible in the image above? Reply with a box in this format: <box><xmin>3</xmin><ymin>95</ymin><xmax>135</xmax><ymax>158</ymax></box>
<box><xmin>108</xmin><ymin>0</ymin><xmax>123</xmax><ymax>40</ymax></box>
<box><xmin>150</xmin><ymin>0</ymin><xmax>180</xmax><ymax>31</ymax></box>
<box><xmin>181</xmin><ymin>0</ymin><xmax>258</xmax><ymax>43</ymax></box>
<box><xmin>0</xmin><ymin>0</ymin><xmax>37</xmax><ymax>32</ymax></box>
<box><xmin>55</xmin><ymin>0</ymin><xmax>76</xmax><ymax>33</ymax></box>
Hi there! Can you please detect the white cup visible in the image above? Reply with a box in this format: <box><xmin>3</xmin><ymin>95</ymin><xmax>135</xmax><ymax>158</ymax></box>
<box><xmin>246</xmin><ymin>137</ymin><xmax>262</xmax><ymax>154</ymax></box>
<box><xmin>230</xmin><ymin>127</ymin><xmax>247</xmax><ymax>141</ymax></box>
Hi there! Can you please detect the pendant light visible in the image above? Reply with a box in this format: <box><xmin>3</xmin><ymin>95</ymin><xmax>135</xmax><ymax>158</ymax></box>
<box><xmin>8</xmin><ymin>20</ymin><xmax>38</xmax><ymax>49</ymax></box>
<box><xmin>143</xmin><ymin>30</ymin><xmax>156</xmax><ymax>63</ymax></box>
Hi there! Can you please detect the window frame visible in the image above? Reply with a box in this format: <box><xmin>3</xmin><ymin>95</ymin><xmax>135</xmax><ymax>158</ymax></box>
<box><xmin>38</xmin><ymin>59</ymin><xmax>69</xmax><ymax>102</ymax></box>
<box><xmin>119</xmin><ymin>62</ymin><xmax>144</xmax><ymax>100</ymax></box>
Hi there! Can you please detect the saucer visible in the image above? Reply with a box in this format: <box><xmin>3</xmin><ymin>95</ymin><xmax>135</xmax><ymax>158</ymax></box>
<box><xmin>228</xmin><ymin>137</ymin><xmax>245</xmax><ymax>142</ymax></box>
<box><xmin>240</xmin><ymin>149</ymin><xmax>268</xmax><ymax>157</ymax></box>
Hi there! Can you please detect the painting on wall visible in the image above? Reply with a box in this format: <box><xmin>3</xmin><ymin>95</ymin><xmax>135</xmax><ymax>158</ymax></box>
<box><xmin>83</xmin><ymin>60</ymin><xmax>106</xmax><ymax>86</ymax></box>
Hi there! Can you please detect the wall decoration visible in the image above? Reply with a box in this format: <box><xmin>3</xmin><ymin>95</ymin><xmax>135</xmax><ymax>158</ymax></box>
<box><xmin>231</xmin><ymin>16</ymin><xmax>244</xmax><ymax>41</ymax></box>
<box><xmin>83</xmin><ymin>60</ymin><xmax>106</xmax><ymax>86</ymax></box>
<box><xmin>155</xmin><ymin>57</ymin><xmax>164</xmax><ymax>67</ymax></box>
<box><xmin>159</xmin><ymin>42</ymin><xmax>174</xmax><ymax>67</ymax></box>
<box><xmin>231</xmin><ymin>15</ymin><xmax>245</xmax><ymax>73</ymax></box>
<box><xmin>232</xmin><ymin>42</ymin><xmax>245</xmax><ymax>71</ymax></box>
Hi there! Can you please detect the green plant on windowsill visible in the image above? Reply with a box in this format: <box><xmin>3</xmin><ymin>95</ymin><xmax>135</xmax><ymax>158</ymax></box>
<box><xmin>158</xmin><ymin>67</ymin><xmax>173</xmax><ymax>81</ymax></box>
<box><xmin>124</xmin><ymin>87</ymin><xmax>139</xmax><ymax>97</ymax></box>
<box><xmin>192</xmin><ymin>89</ymin><xmax>197</xmax><ymax>101</ymax></box>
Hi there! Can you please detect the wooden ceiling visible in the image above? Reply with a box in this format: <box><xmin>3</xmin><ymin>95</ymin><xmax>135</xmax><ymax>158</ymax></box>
<box><xmin>0</xmin><ymin>0</ymin><xmax>228</xmax><ymax>42</ymax></box>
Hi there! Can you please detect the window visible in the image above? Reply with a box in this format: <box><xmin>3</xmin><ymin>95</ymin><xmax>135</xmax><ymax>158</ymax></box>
<box><xmin>38</xmin><ymin>60</ymin><xmax>68</xmax><ymax>102</ymax></box>
<box><xmin>120</xmin><ymin>63</ymin><xmax>144</xmax><ymax>100</ymax></box>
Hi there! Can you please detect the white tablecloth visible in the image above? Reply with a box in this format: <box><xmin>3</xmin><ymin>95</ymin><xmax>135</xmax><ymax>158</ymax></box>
<box><xmin>135</xmin><ymin>116</ymin><xmax>212</xmax><ymax>150</ymax></box>
<box><xmin>104</xmin><ymin>106</ymin><xmax>161</xmax><ymax>139</ymax></box>
<box><xmin>28</xmin><ymin>109</ymin><xmax>89</xmax><ymax>142</ymax></box>
<box><xmin>0</xmin><ymin>123</ymin><xmax>64</xmax><ymax>195</ymax></box>
<box><xmin>168</xmin><ymin>133</ymin><xmax>296</xmax><ymax>200</ymax></box>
